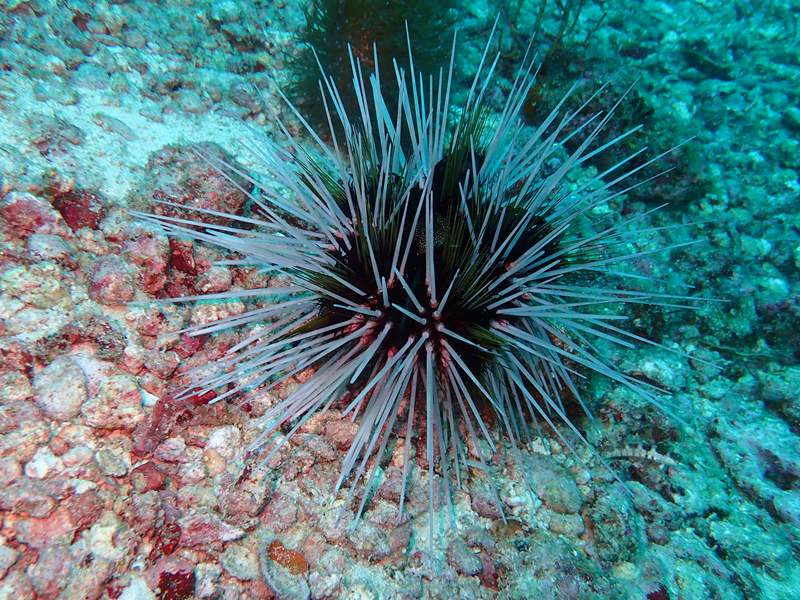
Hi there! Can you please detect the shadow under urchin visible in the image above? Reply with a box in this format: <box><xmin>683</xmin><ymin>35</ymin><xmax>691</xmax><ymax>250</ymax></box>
<box><xmin>135</xmin><ymin>26</ymin><xmax>698</xmax><ymax>552</ymax></box>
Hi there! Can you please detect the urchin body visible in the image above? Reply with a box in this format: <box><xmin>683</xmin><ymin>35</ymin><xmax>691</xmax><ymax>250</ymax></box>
<box><xmin>137</xmin><ymin>29</ymin><xmax>690</xmax><ymax>548</ymax></box>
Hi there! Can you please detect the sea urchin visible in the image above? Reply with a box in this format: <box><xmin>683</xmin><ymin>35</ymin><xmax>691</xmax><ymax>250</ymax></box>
<box><xmin>136</xmin><ymin>27</ymin><xmax>694</xmax><ymax>547</ymax></box>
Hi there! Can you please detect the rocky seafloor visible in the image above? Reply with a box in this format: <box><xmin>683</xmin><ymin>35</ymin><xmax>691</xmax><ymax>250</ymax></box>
<box><xmin>1</xmin><ymin>0</ymin><xmax>799</xmax><ymax>599</ymax></box>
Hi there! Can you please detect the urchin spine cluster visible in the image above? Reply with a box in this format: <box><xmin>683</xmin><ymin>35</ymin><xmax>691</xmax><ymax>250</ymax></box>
<box><xmin>136</xmin><ymin>28</ymin><xmax>694</xmax><ymax>545</ymax></box>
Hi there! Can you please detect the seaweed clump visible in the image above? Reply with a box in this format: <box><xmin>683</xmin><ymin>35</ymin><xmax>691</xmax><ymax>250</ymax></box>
<box><xmin>290</xmin><ymin>0</ymin><xmax>457</xmax><ymax>130</ymax></box>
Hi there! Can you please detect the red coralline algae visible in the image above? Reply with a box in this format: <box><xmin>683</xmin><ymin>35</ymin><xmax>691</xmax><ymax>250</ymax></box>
<box><xmin>132</xmin><ymin>391</ymin><xmax>220</xmax><ymax>455</ymax></box>
<box><xmin>0</xmin><ymin>338</ymin><xmax>33</xmax><ymax>376</ymax></box>
<box><xmin>55</xmin><ymin>188</ymin><xmax>106</xmax><ymax>231</ymax></box>
<box><xmin>143</xmin><ymin>350</ymin><xmax>181</xmax><ymax>380</ymax></box>
<box><xmin>260</xmin><ymin>492</ymin><xmax>298</xmax><ymax>533</ymax></box>
<box><xmin>66</xmin><ymin>490</ymin><xmax>104</xmax><ymax>531</ymax></box>
<box><xmin>141</xmin><ymin>143</ymin><xmax>251</xmax><ymax>228</ymax></box>
<box><xmin>130</xmin><ymin>461</ymin><xmax>168</xmax><ymax>492</ymax></box>
<box><xmin>157</xmin><ymin>568</ymin><xmax>195</xmax><ymax>600</ymax></box>
<box><xmin>647</xmin><ymin>583</ymin><xmax>671</xmax><ymax>600</ymax></box>
<box><xmin>105</xmin><ymin>581</ymin><xmax>125</xmax><ymax>600</ymax></box>
<box><xmin>174</xmin><ymin>332</ymin><xmax>204</xmax><ymax>359</ymax></box>
<box><xmin>34</xmin><ymin>315</ymin><xmax>127</xmax><ymax>363</ymax></box>
<box><xmin>0</xmin><ymin>403</ymin><xmax>50</xmax><ymax>464</ymax></box>
<box><xmin>121</xmin><ymin>223</ymin><xmax>170</xmax><ymax>295</ymax></box>
<box><xmin>168</xmin><ymin>238</ymin><xmax>198</xmax><ymax>275</ymax></box>
<box><xmin>479</xmin><ymin>556</ymin><xmax>501</xmax><ymax>591</ymax></box>
<box><xmin>88</xmin><ymin>256</ymin><xmax>135</xmax><ymax>304</ymax></box>
<box><xmin>152</xmin><ymin>523</ymin><xmax>182</xmax><ymax>556</ymax></box>
<box><xmin>145</xmin><ymin>556</ymin><xmax>195</xmax><ymax>600</ymax></box>
<box><xmin>267</xmin><ymin>540</ymin><xmax>308</xmax><ymax>575</ymax></box>
<box><xmin>13</xmin><ymin>506</ymin><xmax>75</xmax><ymax>550</ymax></box>
<box><xmin>0</xmin><ymin>191</ymin><xmax>63</xmax><ymax>236</ymax></box>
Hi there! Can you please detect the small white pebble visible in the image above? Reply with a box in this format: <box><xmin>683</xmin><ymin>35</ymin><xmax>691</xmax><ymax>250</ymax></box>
<box><xmin>62</xmin><ymin>445</ymin><xmax>94</xmax><ymax>467</ymax></box>
<box><xmin>24</xmin><ymin>446</ymin><xmax>63</xmax><ymax>479</ymax></box>
<box><xmin>141</xmin><ymin>389</ymin><xmax>159</xmax><ymax>407</ymax></box>
<box><xmin>119</xmin><ymin>575</ymin><xmax>157</xmax><ymax>600</ymax></box>
<box><xmin>740</xmin><ymin>234</ymin><xmax>772</xmax><ymax>259</ymax></box>
<box><xmin>206</xmin><ymin>426</ymin><xmax>241</xmax><ymax>460</ymax></box>
<box><xmin>70</xmin><ymin>479</ymin><xmax>98</xmax><ymax>494</ymax></box>
<box><xmin>760</xmin><ymin>276</ymin><xmax>790</xmax><ymax>298</ymax></box>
